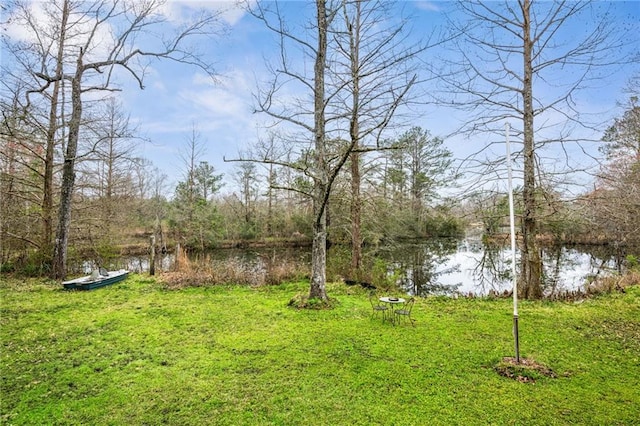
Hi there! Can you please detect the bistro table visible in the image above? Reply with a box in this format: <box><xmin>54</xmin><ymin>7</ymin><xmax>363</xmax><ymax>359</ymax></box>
<box><xmin>379</xmin><ymin>296</ymin><xmax>406</xmax><ymax>323</ymax></box>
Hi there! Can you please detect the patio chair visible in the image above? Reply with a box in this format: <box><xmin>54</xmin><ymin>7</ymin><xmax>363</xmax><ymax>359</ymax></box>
<box><xmin>369</xmin><ymin>292</ymin><xmax>389</xmax><ymax>321</ymax></box>
<box><xmin>394</xmin><ymin>297</ymin><xmax>415</xmax><ymax>327</ymax></box>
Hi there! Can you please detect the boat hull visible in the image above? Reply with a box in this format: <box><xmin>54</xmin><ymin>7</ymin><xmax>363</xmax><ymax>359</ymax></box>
<box><xmin>62</xmin><ymin>270</ymin><xmax>129</xmax><ymax>290</ymax></box>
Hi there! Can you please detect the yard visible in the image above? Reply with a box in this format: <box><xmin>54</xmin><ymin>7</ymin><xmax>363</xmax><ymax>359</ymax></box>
<box><xmin>1</xmin><ymin>276</ymin><xmax>639</xmax><ymax>425</ymax></box>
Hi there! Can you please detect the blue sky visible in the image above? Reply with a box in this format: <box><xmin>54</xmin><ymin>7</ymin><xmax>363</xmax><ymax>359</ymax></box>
<box><xmin>119</xmin><ymin>0</ymin><xmax>639</xmax><ymax>196</ymax></box>
<box><xmin>4</xmin><ymin>0</ymin><xmax>639</xmax><ymax>196</ymax></box>
<box><xmin>121</xmin><ymin>1</ymin><xmax>458</xmax><ymax>193</ymax></box>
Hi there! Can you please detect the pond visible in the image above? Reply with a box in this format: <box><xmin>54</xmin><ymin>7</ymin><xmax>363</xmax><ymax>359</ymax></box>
<box><xmin>113</xmin><ymin>238</ymin><xmax>631</xmax><ymax>297</ymax></box>
<box><xmin>375</xmin><ymin>239</ymin><xmax>629</xmax><ymax>297</ymax></box>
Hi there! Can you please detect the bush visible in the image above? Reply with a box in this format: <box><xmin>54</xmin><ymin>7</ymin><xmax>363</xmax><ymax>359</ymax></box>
<box><xmin>370</xmin><ymin>257</ymin><xmax>403</xmax><ymax>291</ymax></box>
<box><xmin>585</xmin><ymin>270</ymin><xmax>640</xmax><ymax>295</ymax></box>
<box><xmin>2</xmin><ymin>251</ymin><xmax>51</xmax><ymax>277</ymax></box>
<box><xmin>625</xmin><ymin>254</ymin><xmax>639</xmax><ymax>270</ymax></box>
<box><xmin>160</xmin><ymin>246</ymin><xmax>308</xmax><ymax>289</ymax></box>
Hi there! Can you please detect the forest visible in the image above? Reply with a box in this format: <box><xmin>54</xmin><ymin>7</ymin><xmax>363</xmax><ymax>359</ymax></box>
<box><xmin>1</xmin><ymin>0</ymin><xmax>639</xmax><ymax>300</ymax></box>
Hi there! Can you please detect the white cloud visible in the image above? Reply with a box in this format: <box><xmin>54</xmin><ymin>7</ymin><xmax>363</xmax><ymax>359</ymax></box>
<box><xmin>191</xmin><ymin>72</ymin><xmax>217</xmax><ymax>87</ymax></box>
<box><xmin>126</xmin><ymin>67</ymin><xmax>257</xmax><ymax>152</ymax></box>
<box><xmin>178</xmin><ymin>68</ymin><xmax>254</xmax><ymax>127</ymax></box>
<box><xmin>161</xmin><ymin>1</ymin><xmax>251</xmax><ymax>26</ymax></box>
<box><xmin>151</xmin><ymin>78</ymin><xmax>168</xmax><ymax>92</ymax></box>
<box><xmin>3</xmin><ymin>1</ymin><xmax>117</xmax><ymax>63</ymax></box>
<box><xmin>2</xmin><ymin>3</ymin><xmax>48</xmax><ymax>42</ymax></box>
<box><xmin>415</xmin><ymin>1</ymin><xmax>441</xmax><ymax>12</ymax></box>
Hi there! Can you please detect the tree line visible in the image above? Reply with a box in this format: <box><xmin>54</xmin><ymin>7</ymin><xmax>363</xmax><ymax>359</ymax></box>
<box><xmin>1</xmin><ymin>0</ymin><xmax>638</xmax><ymax>301</ymax></box>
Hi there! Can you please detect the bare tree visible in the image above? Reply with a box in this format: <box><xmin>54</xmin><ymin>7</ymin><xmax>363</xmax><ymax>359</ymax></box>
<box><xmin>0</xmin><ymin>91</ymin><xmax>42</xmax><ymax>265</ymax></box>
<box><xmin>78</xmin><ymin>97</ymin><xmax>139</xmax><ymax>206</ymax></box>
<box><xmin>242</xmin><ymin>0</ymin><xmax>435</xmax><ymax>299</ymax></box>
<box><xmin>436</xmin><ymin>0</ymin><xmax>635</xmax><ymax>298</ymax></box>
<box><xmin>241</xmin><ymin>0</ymin><xmax>350</xmax><ymax>301</ymax></box>
<box><xmin>310</xmin><ymin>0</ymin><xmax>332</xmax><ymax>300</ymax></box>
<box><xmin>3</xmin><ymin>0</ymin><xmax>224</xmax><ymax>278</ymax></box>
<box><xmin>588</xmin><ymin>77</ymin><xmax>640</xmax><ymax>244</ymax></box>
<box><xmin>602</xmin><ymin>76</ymin><xmax>640</xmax><ymax>159</ymax></box>
<box><xmin>1</xmin><ymin>1</ymin><xmax>71</xmax><ymax>264</ymax></box>
<box><xmin>262</xmin><ymin>134</ymin><xmax>279</xmax><ymax>236</ymax></box>
<box><xmin>97</xmin><ymin>99</ymin><xmax>138</xmax><ymax>200</ymax></box>
<box><xmin>69</xmin><ymin>97</ymin><xmax>140</xmax><ymax>260</ymax></box>
<box><xmin>145</xmin><ymin>164</ymin><xmax>169</xmax><ymax>253</ymax></box>
<box><xmin>330</xmin><ymin>0</ymin><xmax>427</xmax><ymax>273</ymax></box>
<box><xmin>244</xmin><ymin>130</ymin><xmax>312</xmax><ymax>239</ymax></box>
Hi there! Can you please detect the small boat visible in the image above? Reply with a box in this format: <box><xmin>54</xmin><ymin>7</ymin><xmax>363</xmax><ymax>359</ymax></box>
<box><xmin>62</xmin><ymin>269</ymin><xmax>129</xmax><ymax>290</ymax></box>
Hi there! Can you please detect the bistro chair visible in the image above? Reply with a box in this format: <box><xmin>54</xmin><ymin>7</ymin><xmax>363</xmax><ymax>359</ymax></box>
<box><xmin>394</xmin><ymin>297</ymin><xmax>415</xmax><ymax>327</ymax></box>
<box><xmin>369</xmin><ymin>292</ymin><xmax>389</xmax><ymax>321</ymax></box>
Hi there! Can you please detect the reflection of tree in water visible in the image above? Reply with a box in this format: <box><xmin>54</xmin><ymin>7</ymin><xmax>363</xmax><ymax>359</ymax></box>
<box><xmin>541</xmin><ymin>246</ymin><xmax>594</xmax><ymax>297</ymax></box>
<box><xmin>543</xmin><ymin>244</ymin><xmax>633</xmax><ymax>296</ymax></box>
<box><xmin>473</xmin><ymin>243</ymin><xmax>618</xmax><ymax>297</ymax></box>
<box><xmin>472</xmin><ymin>241</ymin><xmax>513</xmax><ymax>295</ymax></box>
<box><xmin>581</xmin><ymin>244</ymin><xmax>628</xmax><ymax>275</ymax></box>
<box><xmin>380</xmin><ymin>239</ymin><xmax>461</xmax><ymax>296</ymax></box>
<box><xmin>118</xmin><ymin>238</ymin><xmax>635</xmax><ymax>295</ymax></box>
<box><xmin>543</xmin><ymin>246</ymin><xmax>564</xmax><ymax>297</ymax></box>
<box><xmin>473</xmin><ymin>243</ymin><xmax>634</xmax><ymax>298</ymax></box>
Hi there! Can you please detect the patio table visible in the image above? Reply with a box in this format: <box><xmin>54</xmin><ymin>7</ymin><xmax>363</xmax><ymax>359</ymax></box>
<box><xmin>379</xmin><ymin>297</ymin><xmax>406</xmax><ymax>323</ymax></box>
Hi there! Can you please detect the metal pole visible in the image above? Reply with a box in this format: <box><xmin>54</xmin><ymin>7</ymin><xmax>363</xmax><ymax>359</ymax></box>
<box><xmin>505</xmin><ymin>122</ymin><xmax>520</xmax><ymax>363</ymax></box>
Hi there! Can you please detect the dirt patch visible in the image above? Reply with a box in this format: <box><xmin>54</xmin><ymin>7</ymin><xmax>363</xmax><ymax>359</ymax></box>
<box><xmin>495</xmin><ymin>357</ymin><xmax>558</xmax><ymax>383</ymax></box>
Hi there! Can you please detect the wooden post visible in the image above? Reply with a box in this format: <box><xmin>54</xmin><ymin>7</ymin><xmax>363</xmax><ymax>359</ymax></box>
<box><xmin>150</xmin><ymin>235</ymin><xmax>156</xmax><ymax>276</ymax></box>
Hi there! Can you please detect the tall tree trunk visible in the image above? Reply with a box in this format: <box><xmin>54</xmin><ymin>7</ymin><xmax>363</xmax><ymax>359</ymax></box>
<box><xmin>267</xmin><ymin>163</ymin><xmax>274</xmax><ymax>235</ymax></box>
<box><xmin>350</xmin><ymin>151</ymin><xmax>362</xmax><ymax>271</ymax></box>
<box><xmin>348</xmin><ymin>0</ymin><xmax>362</xmax><ymax>273</ymax></box>
<box><xmin>310</xmin><ymin>207</ymin><xmax>328</xmax><ymax>299</ymax></box>
<box><xmin>309</xmin><ymin>0</ymin><xmax>328</xmax><ymax>300</ymax></box>
<box><xmin>43</xmin><ymin>0</ymin><xmax>69</xmax><ymax>268</ymax></box>
<box><xmin>520</xmin><ymin>0</ymin><xmax>543</xmax><ymax>299</ymax></box>
<box><xmin>52</xmin><ymin>49</ymin><xmax>83</xmax><ymax>280</ymax></box>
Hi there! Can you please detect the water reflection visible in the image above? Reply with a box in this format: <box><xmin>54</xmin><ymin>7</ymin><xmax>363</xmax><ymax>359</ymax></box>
<box><xmin>374</xmin><ymin>239</ymin><xmax>463</xmax><ymax>296</ymax></box>
<box><xmin>391</xmin><ymin>240</ymin><xmax>631</xmax><ymax>297</ymax></box>
<box><xmin>112</xmin><ymin>238</ymin><xmax>631</xmax><ymax>297</ymax></box>
<box><xmin>375</xmin><ymin>239</ymin><xmax>516</xmax><ymax>297</ymax></box>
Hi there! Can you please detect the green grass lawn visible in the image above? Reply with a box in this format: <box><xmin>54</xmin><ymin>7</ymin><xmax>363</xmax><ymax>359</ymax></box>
<box><xmin>1</xmin><ymin>276</ymin><xmax>639</xmax><ymax>425</ymax></box>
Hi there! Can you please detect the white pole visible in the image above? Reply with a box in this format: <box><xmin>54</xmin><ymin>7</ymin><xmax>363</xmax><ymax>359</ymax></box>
<box><xmin>505</xmin><ymin>122</ymin><xmax>520</xmax><ymax>363</ymax></box>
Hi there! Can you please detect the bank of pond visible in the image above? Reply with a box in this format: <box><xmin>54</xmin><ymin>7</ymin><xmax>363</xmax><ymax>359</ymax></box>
<box><xmin>70</xmin><ymin>237</ymin><xmax>638</xmax><ymax>298</ymax></box>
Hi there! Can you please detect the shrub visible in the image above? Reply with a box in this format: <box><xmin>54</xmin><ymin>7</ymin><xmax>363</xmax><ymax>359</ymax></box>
<box><xmin>585</xmin><ymin>270</ymin><xmax>640</xmax><ymax>295</ymax></box>
<box><xmin>160</xmin><ymin>246</ymin><xmax>308</xmax><ymax>289</ymax></box>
